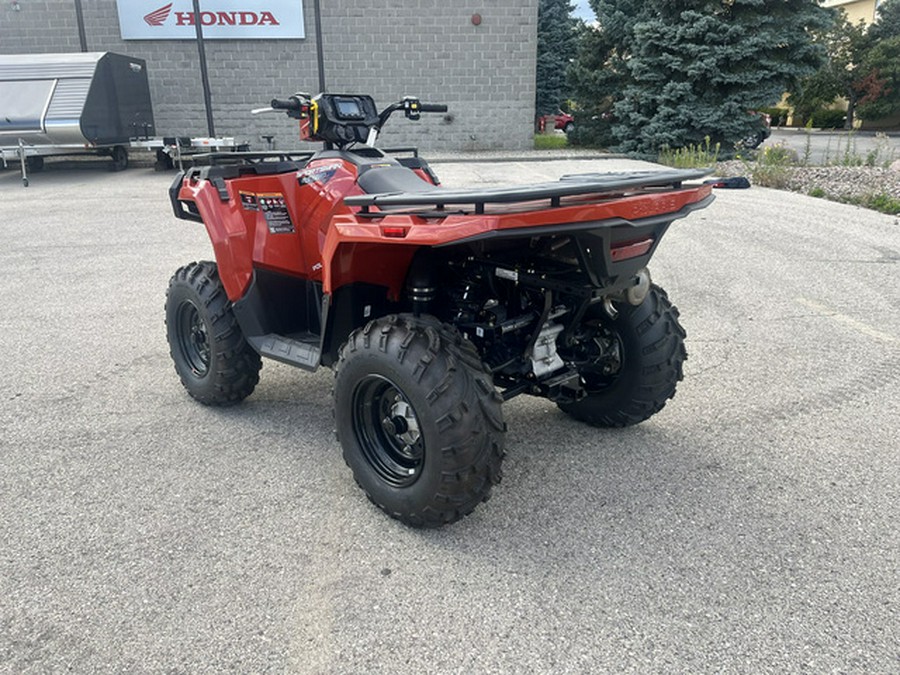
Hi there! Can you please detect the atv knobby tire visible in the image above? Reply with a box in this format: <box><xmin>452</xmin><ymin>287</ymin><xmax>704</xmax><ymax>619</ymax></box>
<box><xmin>334</xmin><ymin>315</ymin><xmax>505</xmax><ymax>527</ymax></box>
<box><xmin>559</xmin><ymin>284</ymin><xmax>687</xmax><ymax>427</ymax></box>
<box><xmin>165</xmin><ymin>261</ymin><xmax>261</xmax><ymax>406</ymax></box>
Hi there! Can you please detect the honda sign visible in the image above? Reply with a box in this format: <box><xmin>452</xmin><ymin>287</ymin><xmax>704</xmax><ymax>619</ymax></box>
<box><xmin>116</xmin><ymin>0</ymin><xmax>305</xmax><ymax>40</ymax></box>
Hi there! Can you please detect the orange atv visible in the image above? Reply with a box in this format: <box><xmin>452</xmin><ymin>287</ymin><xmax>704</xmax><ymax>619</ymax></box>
<box><xmin>166</xmin><ymin>92</ymin><xmax>713</xmax><ymax>526</ymax></box>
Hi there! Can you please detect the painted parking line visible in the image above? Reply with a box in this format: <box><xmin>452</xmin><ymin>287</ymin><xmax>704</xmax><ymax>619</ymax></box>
<box><xmin>797</xmin><ymin>297</ymin><xmax>899</xmax><ymax>344</ymax></box>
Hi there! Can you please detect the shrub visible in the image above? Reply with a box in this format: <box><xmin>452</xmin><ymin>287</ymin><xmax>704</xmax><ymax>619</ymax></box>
<box><xmin>759</xmin><ymin>143</ymin><xmax>799</xmax><ymax>166</ymax></box>
<box><xmin>810</xmin><ymin>108</ymin><xmax>847</xmax><ymax>129</ymax></box>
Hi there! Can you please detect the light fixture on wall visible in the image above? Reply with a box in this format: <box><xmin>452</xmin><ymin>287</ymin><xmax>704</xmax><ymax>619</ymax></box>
<box><xmin>11</xmin><ymin>1</ymin><xmax>22</xmax><ymax>11</ymax></box>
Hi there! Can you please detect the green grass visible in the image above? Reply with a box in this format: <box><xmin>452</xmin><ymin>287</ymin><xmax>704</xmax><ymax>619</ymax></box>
<box><xmin>533</xmin><ymin>134</ymin><xmax>569</xmax><ymax>150</ymax></box>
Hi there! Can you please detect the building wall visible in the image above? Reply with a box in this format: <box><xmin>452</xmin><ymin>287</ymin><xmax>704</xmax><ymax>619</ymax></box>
<box><xmin>822</xmin><ymin>0</ymin><xmax>879</xmax><ymax>25</ymax></box>
<box><xmin>0</xmin><ymin>1</ymin><xmax>538</xmax><ymax>151</ymax></box>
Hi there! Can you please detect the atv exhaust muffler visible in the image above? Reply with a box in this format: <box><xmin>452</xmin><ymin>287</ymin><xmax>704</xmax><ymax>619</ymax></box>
<box><xmin>625</xmin><ymin>268</ymin><xmax>652</xmax><ymax>306</ymax></box>
<box><xmin>604</xmin><ymin>268</ymin><xmax>652</xmax><ymax>319</ymax></box>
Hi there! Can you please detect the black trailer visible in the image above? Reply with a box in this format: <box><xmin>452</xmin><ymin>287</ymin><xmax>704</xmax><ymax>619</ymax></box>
<box><xmin>0</xmin><ymin>51</ymin><xmax>155</xmax><ymax>184</ymax></box>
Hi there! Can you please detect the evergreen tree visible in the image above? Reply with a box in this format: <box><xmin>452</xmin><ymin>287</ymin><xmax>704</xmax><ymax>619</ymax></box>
<box><xmin>535</xmin><ymin>0</ymin><xmax>578</xmax><ymax>117</ymax></box>
<box><xmin>868</xmin><ymin>0</ymin><xmax>900</xmax><ymax>42</ymax></box>
<box><xmin>569</xmin><ymin>1</ymin><xmax>831</xmax><ymax>154</ymax></box>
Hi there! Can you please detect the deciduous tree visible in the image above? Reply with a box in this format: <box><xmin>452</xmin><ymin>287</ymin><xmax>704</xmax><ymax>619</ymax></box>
<box><xmin>789</xmin><ymin>11</ymin><xmax>872</xmax><ymax>128</ymax></box>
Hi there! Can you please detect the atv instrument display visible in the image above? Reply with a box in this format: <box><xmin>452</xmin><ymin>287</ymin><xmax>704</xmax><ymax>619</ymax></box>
<box><xmin>166</xmin><ymin>92</ymin><xmax>714</xmax><ymax>527</ymax></box>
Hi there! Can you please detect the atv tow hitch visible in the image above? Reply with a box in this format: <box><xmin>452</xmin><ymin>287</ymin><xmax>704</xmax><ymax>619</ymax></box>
<box><xmin>500</xmin><ymin>367</ymin><xmax>585</xmax><ymax>403</ymax></box>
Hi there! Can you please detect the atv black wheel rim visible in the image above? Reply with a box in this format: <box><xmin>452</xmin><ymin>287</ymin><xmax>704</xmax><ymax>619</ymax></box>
<box><xmin>176</xmin><ymin>301</ymin><xmax>210</xmax><ymax>377</ymax></box>
<box><xmin>352</xmin><ymin>375</ymin><xmax>424</xmax><ymax>488</ymax></box>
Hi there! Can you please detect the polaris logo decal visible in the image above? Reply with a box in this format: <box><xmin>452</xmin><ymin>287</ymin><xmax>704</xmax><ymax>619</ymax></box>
<box><xmin>299</xmin><ymin>162</ymin><xmax>342</xmax><ymax>186</ymax></box>
<box><xmin>117</xmin><ymin>1</ymin><xmax>304</xmax><ymax>40</ymax></box>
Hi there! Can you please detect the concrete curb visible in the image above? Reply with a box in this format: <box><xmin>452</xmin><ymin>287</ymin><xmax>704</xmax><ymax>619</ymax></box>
<box><xmin>428</xmin><ymin>152</ymin><xmax>625</xmax><ymax>164</ymax></box>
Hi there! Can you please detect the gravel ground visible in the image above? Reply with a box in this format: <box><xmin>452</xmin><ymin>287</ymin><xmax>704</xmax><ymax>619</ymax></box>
<box><xmin>783</xmin><ymin>166</ymin><xmax>900</xmax><ymax>199</ymax></box>
<box><xmin>717</xmin><ymin>160</ymin><xmax>900</xmax><ymax>200</ymax></box>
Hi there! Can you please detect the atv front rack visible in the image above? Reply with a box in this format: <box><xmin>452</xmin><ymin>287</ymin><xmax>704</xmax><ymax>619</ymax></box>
<box><xmin>344</xmin><ymin>168</ymin><xmax>712</xmax><ymax>215</ymax></box>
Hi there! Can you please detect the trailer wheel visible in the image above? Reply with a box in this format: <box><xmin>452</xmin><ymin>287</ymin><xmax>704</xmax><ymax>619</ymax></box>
<box><xmin>110</xmin><ymin>145</ymin><xmax>128</xmax><ymax>171</ymax></box>
<box><xmin>165</xmin><ymin>261</ymin><xmax>261</xmax><ymax>406</ymax></box>
<box><xmin>334</xmin><ymin>315</ymin><xmax>505</xmax><ymax>527</ymax></box>
<box><xmin>558</xmin><ymin>284</ymin><xmax>687</xmax><ymax>427</ymax></box>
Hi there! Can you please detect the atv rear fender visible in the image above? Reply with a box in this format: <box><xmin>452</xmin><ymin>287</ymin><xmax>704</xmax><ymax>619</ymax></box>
<box><xmin>321</xmin><ymin>182</ymin><xmax>714</xmax><ymax>299</ymax></box>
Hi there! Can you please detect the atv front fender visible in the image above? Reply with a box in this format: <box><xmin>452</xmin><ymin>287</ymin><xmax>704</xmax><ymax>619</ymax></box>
<box><xmin>170</xmin><ymin>171</ymin><xmax>254</xmax><ymax>300</ymax></box>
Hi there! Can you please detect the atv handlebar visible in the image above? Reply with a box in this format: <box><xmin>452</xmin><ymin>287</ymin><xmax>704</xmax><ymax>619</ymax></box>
<box><xmin>270</xmin><ymin>97</ymin><xmax>301</xmax><ymax>111</ymax></box>
<box><xmin>377</xmin><ymin>98</ymin><xmax>447</xmax><ymax>128</ymax></box>
<box><xmin>259</xmin><ymin>93</ymin><xmax>448</xmax><ymax>147</ymax></box>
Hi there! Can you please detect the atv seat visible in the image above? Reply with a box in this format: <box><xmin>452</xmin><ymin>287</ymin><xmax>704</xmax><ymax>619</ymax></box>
<box><xmin>357</xmin><ymin>166</ymin><xmax>438</xmax><ymax>195</ymax></box>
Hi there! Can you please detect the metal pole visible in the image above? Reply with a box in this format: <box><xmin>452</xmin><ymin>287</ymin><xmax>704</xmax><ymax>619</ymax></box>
<box><xmin>192</xmin><ymin>0</ymin><xmax>216</xmax><ymax>137</ymax></box>
<box><xmin>313</xmin><ymin>0</ymin><xmax>326</xmax><ymax>92</ymax></box>
<box><xmin>73</xmin><ymin>0</ymin><xmax>88</xmax><ymax>52</ymax></box>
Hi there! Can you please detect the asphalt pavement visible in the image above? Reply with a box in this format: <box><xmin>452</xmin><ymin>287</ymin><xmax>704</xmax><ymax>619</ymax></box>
<box><xmin>1</xmin><ymin>157</ymin><xmax>897</xmax><ymax>673</ymax></box>
<box><xmin>766</xmin><ymin>127</ymin><xmax>900</xmax><ymax>166</ymax></box>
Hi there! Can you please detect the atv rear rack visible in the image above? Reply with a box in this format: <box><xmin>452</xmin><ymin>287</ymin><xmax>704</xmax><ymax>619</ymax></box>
<box><xmin>344</xmin><ymin>168</ymin><xmax>712</xmax><ymax>215</ymax></box>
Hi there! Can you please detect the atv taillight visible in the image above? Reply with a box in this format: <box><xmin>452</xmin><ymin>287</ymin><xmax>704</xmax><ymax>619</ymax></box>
<box><xmin>381</xmin><ymin>226</ymin><xmax>409</xmax><ymax>238</ymax></box>
<box><xmin>610</xmin><ymin>237</ymin><xmax>654</xmax><ymax>261</ymax></box>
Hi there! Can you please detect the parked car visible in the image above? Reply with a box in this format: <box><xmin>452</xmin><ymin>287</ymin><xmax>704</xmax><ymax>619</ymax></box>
<box><xmin>741</xmin><ymin>111</ymin><xmax>772</xmax><ymax>149</ymax></box>
<box><xmin>538</xmin><ymin>111</ymin><xmax>574</xmax><ymax>134</ymax></box>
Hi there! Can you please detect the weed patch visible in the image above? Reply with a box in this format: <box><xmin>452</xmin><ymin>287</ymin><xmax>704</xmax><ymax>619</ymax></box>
<box><xmin>658</xmin><ymin>137</ymin><xmax>720</xmax><ymax>169</ymax></box>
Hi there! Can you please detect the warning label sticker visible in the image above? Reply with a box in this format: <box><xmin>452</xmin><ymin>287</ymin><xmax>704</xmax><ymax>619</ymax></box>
<box><xmin>239</xmin><ymin>191</ymin><xmax>258</xmax><ymax>211</ymax></box>
<box><xmin>257</xmin><ymin>193</ymin><xmax>295</xmax><ymax>234</ymax></box>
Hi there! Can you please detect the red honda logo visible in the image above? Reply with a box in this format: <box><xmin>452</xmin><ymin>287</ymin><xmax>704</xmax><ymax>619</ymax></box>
<box><xmin>141</xmin><ymin>3</ymin><xmax>281</xmax><ymax>28</ymax></box>
<box><xmin>144</xmin><ymin>3</ymin><xmax>172</xmax><ymax>26</ymax></box>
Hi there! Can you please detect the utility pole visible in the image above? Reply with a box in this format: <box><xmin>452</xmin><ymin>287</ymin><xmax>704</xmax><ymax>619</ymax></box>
<box><xmin>192</xmin><ymin>0</ymin><xmax>216</xmax><ymax>137</ymax></box>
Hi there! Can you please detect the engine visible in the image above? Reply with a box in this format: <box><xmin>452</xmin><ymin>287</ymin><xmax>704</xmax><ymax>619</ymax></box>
<box><xmin>405</xmin><ymin>239</ymin><xmax>614</xmax><ymax>402</ymax></box>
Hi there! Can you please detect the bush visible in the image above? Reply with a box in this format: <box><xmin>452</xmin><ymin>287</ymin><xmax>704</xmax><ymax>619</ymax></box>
<box><xmin>758</xmin><ymin>143</ymin><xmax>799</xmax><ymax>166</ymax></box>
<box><xmin>748</xmin><ymin>142</ymin><xmax>798</xmax><ymax>188</ymax></box>
<box><xmin>810</xmin><ymin>108</ymin><xmax>847</xmax><ymax>129</ymax></box>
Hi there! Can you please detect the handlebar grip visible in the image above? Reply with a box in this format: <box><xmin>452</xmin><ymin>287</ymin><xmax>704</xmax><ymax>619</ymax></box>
<box><xmin>271</xmin><ymin>97</ymin><xmax>299</xmax><ymax>110</ymax></box>
<box><xmin>419</xmin><ymin>104</ymin><xmax>448</xmax><ymax>113</ymax></box>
